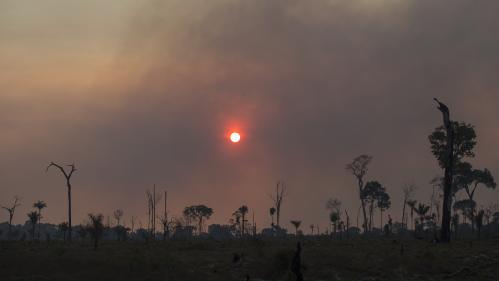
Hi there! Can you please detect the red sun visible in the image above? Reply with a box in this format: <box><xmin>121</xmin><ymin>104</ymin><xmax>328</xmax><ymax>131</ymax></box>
<box><xmin>230</xmin><ymin>132</ymin><xmax>241</xmax><ymax>143</ymax></box>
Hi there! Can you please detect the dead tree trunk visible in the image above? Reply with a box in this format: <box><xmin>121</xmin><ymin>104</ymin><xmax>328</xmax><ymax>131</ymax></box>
<box><xmin>434</xmin><ymin>98</ymin><xmax>454</xmax><ymax>243</ymax></box>
<box><xmin>270</xmin><ymin>181</ymin><xmax>286</xmax><ymax>228</ymax></box>
<box><xmin>47</xmin><ymin>162</ymin><xmax>76</xmax><ymax>242</ymax></box>
<box><xmin>1</xmin><ymin>197</ymin><xmax>21</xmax><ymax>239</ymax></box>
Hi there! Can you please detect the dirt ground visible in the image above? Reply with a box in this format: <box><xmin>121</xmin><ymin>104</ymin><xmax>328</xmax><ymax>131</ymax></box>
<box><xmin>1</xmin><ymin>238</ymin><xmax>498</xmax><ymax>281</ymax></box>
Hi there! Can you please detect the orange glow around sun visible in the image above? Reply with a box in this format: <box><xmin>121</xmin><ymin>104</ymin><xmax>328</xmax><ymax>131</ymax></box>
<box><xmin>230</xmin><ymin>132</ymin><xmax>241</xmax><ymax>143</ymax></box>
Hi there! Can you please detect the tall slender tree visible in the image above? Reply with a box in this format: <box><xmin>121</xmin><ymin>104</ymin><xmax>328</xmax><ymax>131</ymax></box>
<box><xmin>346</xmin><ymin>155</ymin><xmax>373</xmax><ymax>233</ymax></box>
<box><xmin>47</xmin><ymin>162</ymin><xmax>76</xmax><ymax>242</ymax></box>
<box><xmin>401</xmin><ymin>184</ymin><xmax>416</xmax><ymax>229</ymax></box>
<box><xmin>407</xmin><ymin>200</ymin><xmax>417</xmax><ymax>230</ymax></box>
<box><xmin>270</xmin><ymin>181</ymin><xmax>286</xmax><ymax>227</ymax></box>
<box><xmin>430</xmin><ymin>99</ymin><xmax>478</xmax><ymax>242</ymax></box>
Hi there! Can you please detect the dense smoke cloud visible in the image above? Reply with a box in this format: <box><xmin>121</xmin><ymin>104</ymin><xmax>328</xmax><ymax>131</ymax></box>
<box><xmin>1</xmin><ymin>0</ymin><xmax>498</xmax><ymax>229</ymax></box>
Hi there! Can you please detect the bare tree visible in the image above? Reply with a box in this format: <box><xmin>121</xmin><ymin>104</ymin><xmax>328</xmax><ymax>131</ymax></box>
<box><xmin>86</xmin><ymin>213</ymin><xmax>104</xmax><ymax>250</ymax></box>
<box><xmin>270</xmin><ymin>181</ymin><xmax>286</xmax><ymax>228</ymax></box>
<box><xmin>159</xmin><ymin>190</ymin><xmax>174</xmax><ymax>240</ymax></box>
<box><xmin>113</xmin><ymin>209</ymin><xmax>124</xmax><ymax>226</ymax></box>
<box><xmin>344</xmin><ymin>210</ymin><xmax>350</xmax><ymax>238</ymax></box>
<box><xmin>346</xmin><ymin>155</ymin><xmax>373</xmax><ymax>233</ymax></box>
<box><xmin>146</xmin><ymin>186</ymin><xmax>162</xmax><ymax>238</ymax></box>
<box><xmin>401</xmin><ymin>184</ymin><xmax>416</xmax><ymax>229</ymax></box>
<box><xmin>1</xmin><ymin>196</ymin><xmax>21</xmax><ymax>238</ymax></box>
<box><xmin>47</xmin><ymin>162</ymin><xmax>76</xmax><ymax>242</ymax></box>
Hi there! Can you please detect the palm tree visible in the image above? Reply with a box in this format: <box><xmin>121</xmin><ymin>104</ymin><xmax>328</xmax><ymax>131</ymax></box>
<box><xmin>27</xmin><ymin>211</ymin><xmax>39</xmax><ymax>240</ymax></box>
<box><xmin>414</xmin><ymin>203</ymin><xmax>430</xmax><ymax>234</ymax></box>
<box><xmin>407</xmin><ymin>200</ymin><xmax>417</xmax><ymax>230</ymax></box>
<box><xmin>290</xmin><ymin>220</ymin><xmax>301</xmax><ymax>236</ymax></box>
<box><xmin>87</xmin><ymin>213</ymin><xmax>104</xmax><ymax>250</ymax></box>
<box><xmin>269</xmin><ymin>207</ymin><xmax>276</xmax><ymax>227</ymax></box>
<box><xmin>33</xmin><ymin>201</ymin><xmax>47</xmax><ymax>239</ymax></box>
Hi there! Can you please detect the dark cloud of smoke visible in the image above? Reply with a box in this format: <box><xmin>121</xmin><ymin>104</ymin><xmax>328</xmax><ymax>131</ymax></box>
<box><xmin>1</xmin><ymin>0</ymin><xmax>499</xmax><ymax>229</ymax></box>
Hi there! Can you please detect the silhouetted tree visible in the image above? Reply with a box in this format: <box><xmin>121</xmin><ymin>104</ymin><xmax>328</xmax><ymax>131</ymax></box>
<box><xmin>378</xmin><ymin>191</ymin><xmax>391</xmax><ymax>229</ymax></box>
<box><xmin>329</xmin><ymin>212</ymin><xmax>340</xmax><ymax>237</ymax></box>
<box><xmin>361</xmin><ymin>181</ymin><xmax>387</xmax><ymax>231</ymax></box>
<box><xmin>401</xmin><ymin>184</ymin><xmax>416</xmax><ymax>229</ymax></box>
<box><xmin>453</xmin><ymin>199</ymin><xmax>476</xmax><ymax>225</ymax></box>
<box><xmin>33</xmin><ymin>200</ymin><xmax>47</xmax><ymax>240</ymax></box>
<box><xmin>430</xmin><ymin>99</ymin><xmax>477</xmax><ymax>242</ymax></box>
<box><xmin>1</xmin><ymin>196</ymin><xmax>21</xmax><ymax>238</ymax></box>
<box><xmin>270</xmin><ymin>181</ymin><xmax>286</xmax><ymax>227</ymax></box>
<box><xmin>414</xmin><ymin>203</ymin><xmax>430</xmax><ymax>235</ymax></box>
<box><xmin>407</xmin><ymin>199</ymin><xmax>417</xmax><ymax>230</ymax></box>
<box><xmin>269</xmin><ymin>207</ymin><xmax>276</xmax><ymax>227</ymax></box>
<box><xmin>310</xmin><ymin>224</ymin><xmax>314</xmax><ymax>235</ymax></box>
<box><xmin>344</xmin><ymin>210</ymin><xmax>350</xmax><ymax>238</ymax></box>
<box><xmin>290</xmin><ymin>220</ymin><xmax>301</xmax><ymax>236</ymax></box>
<box><xmin>159</xmin><ymin>190</ymin><xmax>174</xmax><ymax>240</ymax></box>
<box><xmin>86</xmin><ymin>213</ymin><xmax>104</xmax><ymax>250</ymax></box>
<box><xmin>346</xmin><ymin>154</ymin><xmax>373</xmax><ymax>233</ymax></box>
<box><xmin>238</xmin><ymin>205</ymin><xmax>249</xmax><ymax>236</ymax></box>
<box><xmin>27</xmin><ymin>211</ymin><xmax>39</xmax><ymax>240</ymax></box>
<box><xmin>145</xmin><ymin>186</ymin><xmax>162</xmax><ymax>238</ymax></box>
<box><xmin>183</xmin><ymin>205</ymin><xmax>213</xmax><ymax>235</ymax></box>
<box><xmin>454</xmin><ymin>162</ymin><xmax>496</xmax><ymax>232</ymax></box>
<box><xmin>326</xmin><ymin>198</ymin><xmax>341</xmax><ymax>214</ymax></box>
<box><xmin>113</xmin><ymin>209</ymin><xmax>124</xmax><ymax>226</ymax></box>
<box><xmin>326</xmin><ymin>198</ymin><xmax>341</xmax><ymax>236</ymax></box>
<box><xmin>58</xmin><ymin>222</ymin><xmax>69</xmax><ymax>241</ymax></box>
<box><xmin>47</xmin><ymin>162</ymin><xmax>76</xmax><ymax>242</ymax></box>
<box><xmin>476</xmin><ymin>209</ymin><xmax>485</xmax><ymax>239</ymax></box>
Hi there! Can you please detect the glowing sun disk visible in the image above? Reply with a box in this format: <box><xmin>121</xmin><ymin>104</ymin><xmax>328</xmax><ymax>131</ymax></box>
<box><xmin>230</xmin><ymin>132</ymin><xmax>241</xmax><ymax>143</ymax></box>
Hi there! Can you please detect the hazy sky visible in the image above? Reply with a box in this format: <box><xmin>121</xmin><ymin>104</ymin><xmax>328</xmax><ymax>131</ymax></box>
<box><xmin>1</xmin><ymin>0</ymin><xmax>499</xmax><ymax>230</ymax></box>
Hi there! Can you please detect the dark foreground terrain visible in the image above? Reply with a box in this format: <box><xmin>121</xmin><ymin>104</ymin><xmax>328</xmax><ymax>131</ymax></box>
<box><xmin>1</xmin><ymin>238</ymin><xmax>498</xmax><ymax>281</ymax></box>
